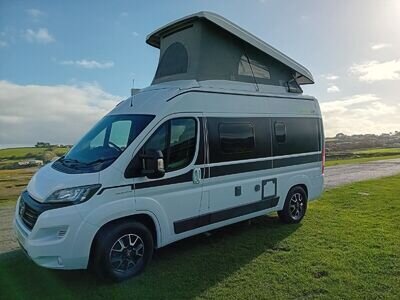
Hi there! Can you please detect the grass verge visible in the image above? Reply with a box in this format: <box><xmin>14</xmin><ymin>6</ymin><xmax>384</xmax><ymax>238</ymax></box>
<box><xmin>0</xmin><ymin>175</ymin><xmax>399</xmax><ymax>299</ymax></box>
<box><xmin>326</xmin><ymin>154</ymin><xmax>400</xmax><ymax>166</ymax></box>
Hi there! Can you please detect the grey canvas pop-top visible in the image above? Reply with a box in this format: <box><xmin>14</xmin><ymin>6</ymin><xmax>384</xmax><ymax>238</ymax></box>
<box><xmin>147</xmin><ymin>11</ymin><xmax>314</xmax><ymax>89</ymax></box>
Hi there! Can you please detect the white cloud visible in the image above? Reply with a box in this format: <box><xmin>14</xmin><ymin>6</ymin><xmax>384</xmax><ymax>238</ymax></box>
<box><xmin>320</xmin><ymin>94</ymin><xmax>400</xmax><ymax>137</ymax></box>
<box><xmin>24</xmin><ymin>28</ymin><xmax>55</xmax><ymax>44</ymax></box>
<box><xmin>132</xmin><ymin>31</ymin><xmax>139</xmax><ymax>37</ymax></box>
<box><xmin>26</xmin><ymin>8</ymin><xmax>45</xmax><ymax>18</ymax></box>
<box><xmin>322</xmin><ymin>74</ymin><xmax>339</xmax><ymax>80</ymax></box>
<box><xmin>350</xmin><ymin>60</ymin><xmax>400</xmax><ymax>82</ymax></box>
<box><xmin>371</xmin><ymin>43</ymin><xmax>392</xmax><ymax>50</ymax></box>
<box><xmin>0</xmin><ymin>81</ymin><xmax>121</xmax><ymax>145</ymax></box>
<box><xmin>120</xmin><ymin>12</ymin><xmax>129</xmax><ymax>17</ymax></box>
<box><xmin>0</xmin><ymin>40</ymin><xmax>8</xmax><ymax>47</ymax></box>
<box><xmin>60</xmin><ymin>59</ymin><xmax>114</xmax><ymax>69</ymax></box>
<box><xmin>327</xmin><ymin>84</ymin><xmax>340</xmax><ymax>93</ymax></box>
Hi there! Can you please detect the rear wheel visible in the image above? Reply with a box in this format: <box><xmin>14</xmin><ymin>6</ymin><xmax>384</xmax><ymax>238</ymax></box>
<box><xmin>92</xmin><ymin>221</ymin><xmax>154</xmax><ymax>282</ymax></box>
<box><xmin>278</xmin><ymin>186</ymin><xmax>307</xmax><ymax>223</ymax></box>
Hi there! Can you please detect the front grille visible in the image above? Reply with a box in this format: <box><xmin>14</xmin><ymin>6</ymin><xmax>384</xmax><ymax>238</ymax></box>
<box><xmin>18</xmin><ymin>191</ymin><xmax>72</xmax><ymax>230</ymax></box>
<box><xmin>19</xmin><ymin>193</ymin><xmax>41</xmax><ymax>230</ymax></box>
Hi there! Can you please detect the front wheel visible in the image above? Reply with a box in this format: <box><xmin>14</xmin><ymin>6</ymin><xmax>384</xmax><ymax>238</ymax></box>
<box><xmin>278</xmin><ymin>186</ymin><xmax>307</xmax><ymax>224</ymax></box>
<box><xmin>92</xmin><ymin>221</ymin><xmax>154</xmax><ymax>282</ymax></box>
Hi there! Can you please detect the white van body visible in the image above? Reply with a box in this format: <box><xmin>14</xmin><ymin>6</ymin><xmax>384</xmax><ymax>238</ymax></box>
<box><xmin>13</xmin><ymin>12</ymin><xmax>324</xmax><ymax>278</ymax></box>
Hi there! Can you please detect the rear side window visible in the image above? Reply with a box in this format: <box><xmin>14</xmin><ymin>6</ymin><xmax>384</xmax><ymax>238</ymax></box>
<box><xmin>207</xmin><ymin>117</ymin><xmax>270</xmax><ymax>163</ymax></box>
<box><xmin>272</xmin><ymin>118</ymin><xmax>320</xmax><ymax>156</ymax></box>
<box><xmin>219</xmin><ymin>123</ymin><xmax>255</xmax><ymax>154</ymax></box>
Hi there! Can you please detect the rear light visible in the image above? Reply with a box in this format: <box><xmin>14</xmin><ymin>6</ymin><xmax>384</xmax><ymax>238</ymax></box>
<box><xmin>322</xmin><ymin>145</ymin><xmax>326</xmax><ymax>175</ymax></box>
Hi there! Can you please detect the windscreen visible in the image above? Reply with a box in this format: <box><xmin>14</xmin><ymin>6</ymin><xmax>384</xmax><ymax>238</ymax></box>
<box><xmin>54</xmin><ymin>114</ymin><xmax>154</xmax><ymax>173</ymax></box>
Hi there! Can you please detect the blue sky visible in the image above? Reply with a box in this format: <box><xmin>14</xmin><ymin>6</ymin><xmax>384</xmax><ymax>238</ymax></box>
<box><xmin>1</xmin><ymin>0</ymin><xmax>400</xmax><ymax>144</ymax></box>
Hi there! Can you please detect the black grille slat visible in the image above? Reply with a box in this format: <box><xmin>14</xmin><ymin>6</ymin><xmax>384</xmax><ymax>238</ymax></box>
<box><xmin>20</xmin><ymin>200</ymin><xmax>39</xmax><ymax>230</ymax></box>
<box><xmin>24</xmin><ymin>210</ymin><xmax>37</xmax><ymax>217</ymax></box>
<box><xmin>18</xmin><ymin>191</ymin><xmax>72</xmax><ymax>230</ymax></box>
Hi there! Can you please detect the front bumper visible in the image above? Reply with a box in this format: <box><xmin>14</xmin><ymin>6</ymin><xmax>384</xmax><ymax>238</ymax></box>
<box><xmin>13</xmin><ymin>196</ymin><xmax>96</xmax><ymax>270</ymax></box>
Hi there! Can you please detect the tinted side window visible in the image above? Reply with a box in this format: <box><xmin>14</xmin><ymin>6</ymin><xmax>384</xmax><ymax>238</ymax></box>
<box><xmin>168</xmin><ymin>118</ymin><xmax>196</xmax><ymax>171</ymax></box>
<box><xmin>143</xmin><ymin>123</ymin><xmax>168</xmax><ymax>154</ymax></box>
<box><xmin>219</xmin><ymin>123</ymin><xmax>255</xmax><ymax>154</ymax></box>
<box><xmin>137</xmin><ymin>118</ymin><xmax>197</xmax><ymax>174</ymax></box>
<box><xmin>207</xmin><ymin>117</ymin><xmax>270</xmax><ymax>163</ymax></box>
<box><xmin>272</xmin><ymin>118</ymin><xmax>320</xmax><ymax>156</ymax></box>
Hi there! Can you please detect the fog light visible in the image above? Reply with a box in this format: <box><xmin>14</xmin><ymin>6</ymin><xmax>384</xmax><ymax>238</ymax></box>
<box><xmin>57</xmin><ymin>257</ymin><xmax>63</xmax><ymax>266</ymax></box>
<box><xmin>57</xmin><ymin>229</ymin><xmax>67</xmax><ymax>238</ymax></box>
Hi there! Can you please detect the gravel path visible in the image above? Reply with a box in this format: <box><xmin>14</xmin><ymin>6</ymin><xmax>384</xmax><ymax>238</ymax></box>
<box><xmin>324</xmin><ymin>158</ymin><xmax>400</xmax><ymax>189</ymax></box>
<box><xmin>1</xmin><ymin>157</ymin><xmax>400</xmax><ymax>255</ymax></box>
<box><xmin>0</xmin><ymin>203</ymin><xmax>19</xmax><ymax>254</ymax></box>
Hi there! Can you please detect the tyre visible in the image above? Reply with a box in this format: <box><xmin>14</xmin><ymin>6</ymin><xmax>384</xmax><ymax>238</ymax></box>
<box><xmin>92</xmin><ymin>221</ymin><xmax>154</xmax><ymax>282</ymax></box>
<box><xmin>278</xmin><ymin>186</ymin><xmax>307</xmax><ymax>224</ymax></box>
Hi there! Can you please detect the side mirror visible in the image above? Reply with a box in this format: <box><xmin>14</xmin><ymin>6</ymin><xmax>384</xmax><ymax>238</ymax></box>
<box><xmin>139</xmin><ymin>150</ymin><xmax>165</xmax><ymax>179</ymax></box>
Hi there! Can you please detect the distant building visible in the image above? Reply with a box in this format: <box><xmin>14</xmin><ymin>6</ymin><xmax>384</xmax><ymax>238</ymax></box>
<box><xmin>35</xmin><ymin>142</ymin><xmax>51</xmax><ymax>148</ymax></box>
<box><xmin>18</xmin><ymin>160</ymin><xmax>44</xmax><ymax>166</ymax></box>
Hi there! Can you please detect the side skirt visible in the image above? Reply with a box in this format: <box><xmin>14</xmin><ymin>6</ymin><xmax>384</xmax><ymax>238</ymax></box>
<box><xmin>174</xmin><ymin>197</ymin><xmax>279</xmax><ymax>234</ymax></box>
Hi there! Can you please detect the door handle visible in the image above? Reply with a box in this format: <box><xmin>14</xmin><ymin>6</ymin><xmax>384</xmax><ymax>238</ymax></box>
<box><xmin>192</xmin><ymin>168</ymin><xmax>202</xmax><ymax>184</ymax></box>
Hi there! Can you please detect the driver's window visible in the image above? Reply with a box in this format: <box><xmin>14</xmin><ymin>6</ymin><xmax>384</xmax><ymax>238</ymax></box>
<box><xmin>109</xmin><ymin>120</ymin><xmax>132</xmax><ymax>150</ymax></box>
<box><xmin>143</xmin><ymin>123</ymin><xmax>167</xmax><ymax>154</ymax></box>
<box><xmin>141</xmin><ymin>118</ymin><xmax>197</xmax><ymax>172</ymax></box>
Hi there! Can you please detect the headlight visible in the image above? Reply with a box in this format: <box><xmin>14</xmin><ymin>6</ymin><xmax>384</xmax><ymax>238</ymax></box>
<box><xmin>46</xmin><ymin>184</ymin><xmax>101</xmax><ymax>204</ymax></box>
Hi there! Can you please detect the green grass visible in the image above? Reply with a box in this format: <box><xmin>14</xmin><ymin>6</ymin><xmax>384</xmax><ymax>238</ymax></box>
<box><xmin>0</xmin><ymin>147</ymin><xmax>69</xmax><ymax>160</ymax></box>
<box><xmin>326</xmin><ymin>154</ymin><xmax>400</xmax><ymax>166</ymax></box>
<box><xmin>1</xmin><ymin>175</ymin><xmax>399</xmax><ymax>299</ymax></box>
<box><xmin>0</xmin><ymin>168</ymin><xmax>37</xmax><ymax>203</ymax></box>
<box><xmin>354</xmin><ymin>147</ymin><xmax>400</xmax><ymax>154</ymax></box>
<box><xmin>326</xmin><ymin>147</ymin><xmax>400</xmax><ymax>166</ymax></box>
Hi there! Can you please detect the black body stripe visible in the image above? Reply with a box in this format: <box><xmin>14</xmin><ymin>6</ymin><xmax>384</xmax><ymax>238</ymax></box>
<box><xmin>98</xmin><ymin>154</ymin><xmax>321</xmax><ymax>193</ymax></box>
<box><xmin>97</xmin><ymin>184</ymin><xmax>133</xmax><ymax>195</ymax></box>
<box><xmin>273</xmin><ymin>154</ymin><xmax>321</xmax><ymax>168</ymax></box>
<box><xmin>210</xmin><ymin>160</ymin><xmax>272</xmax><ymax>177</ymax></box>
<box><xmin>135</xmin><ymin>170</ymin><xmax>193</xmax><ymax>190</ymax></box>
<box><xmin>209</xmin><ymin>153</ymin><xmax>321</xmax><ymax>178</ymax></box>
<box><xmin>174</xmin><ymin>197</ymin><xmax>279</xmax><ymax>234</ymax></box>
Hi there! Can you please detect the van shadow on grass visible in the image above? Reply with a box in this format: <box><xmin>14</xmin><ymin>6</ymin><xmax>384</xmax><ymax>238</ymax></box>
<box><xmin>0</xmin><ymin>215</ymin><xmax>300</xmax><ymax>299</ymax></box>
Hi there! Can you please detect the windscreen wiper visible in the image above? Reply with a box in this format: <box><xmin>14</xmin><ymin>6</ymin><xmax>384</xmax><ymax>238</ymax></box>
<box><xmin>62</xmin><ymin>158</ymin><xmax>87</xmax><ymax>164</ymax></box>
<box><xmin>85</xmin><ymin>157</ymin><xmax>117</xmax><ymax>166</ymax></box>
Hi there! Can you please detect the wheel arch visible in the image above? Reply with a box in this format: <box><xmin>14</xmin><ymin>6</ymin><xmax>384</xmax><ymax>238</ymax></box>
<box><xmin>293</xmin><ymin>183</ymin><xmax>308</xmax><ymax>198</ymax></box>
<box><xmin>88</xmin><ymin>212</ymin><xmax>161</xmax><ymax>268</ymax></box>
<box><xmin>277</xmin><ymin>174</ymin><xmax>311</xmax><ymax>210</ymax></box>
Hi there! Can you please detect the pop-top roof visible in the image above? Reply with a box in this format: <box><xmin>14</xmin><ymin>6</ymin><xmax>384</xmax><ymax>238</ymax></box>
<box><xmin>147</xmin><ymin>11</ymin><xmax>314</xmax><ymax>85</ymax></box>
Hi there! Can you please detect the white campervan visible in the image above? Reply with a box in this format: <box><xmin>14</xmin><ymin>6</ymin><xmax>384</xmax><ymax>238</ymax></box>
<box><xmin>14</xmin><ymin>12</ymin><xmax>324</xmax><ymax>281</ymax></box>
